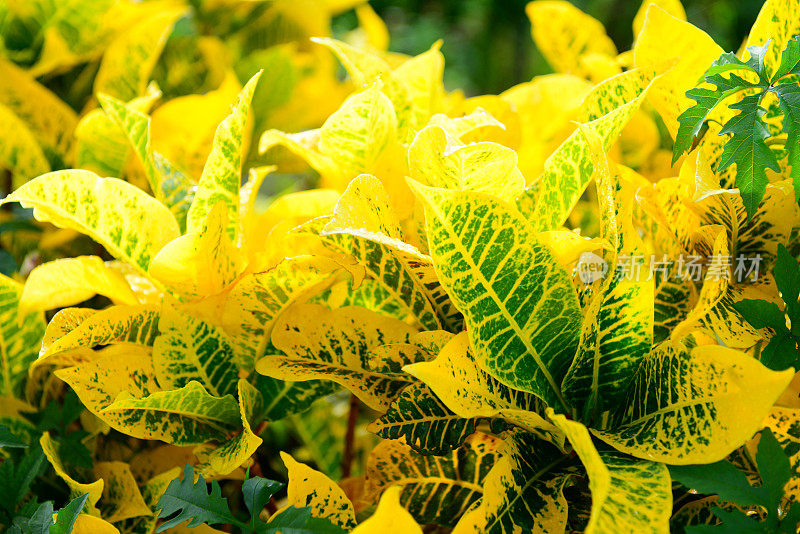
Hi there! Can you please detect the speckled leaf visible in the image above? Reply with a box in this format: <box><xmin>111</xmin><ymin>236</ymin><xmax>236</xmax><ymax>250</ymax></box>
<box><xmin>365</xmin><ymin>432</ymin><xmax>501</xmax><ymax>527</ymax></box>
<box><xmin>549</xmin><ymin>411</ymin><xmax>671</xmax><ymax>533</ymax></box>
<box><xmin>2</xmin><ymin>170</ymin><xmax>180</xmax><ymax>277</ymax></box>
<box><xmin>101</xmin><ymin>380</ymin><xmax>240</xmax><ymax>446</ymax></box>
<box><xmin>0</xmin><ymin>274</ymin><xmax>46</xmax><ymax>396</ymax></box>
<box><xmin>98</xmin><ymin>92</ymin><xmax>194</xmax><ymax>230</ymax></box>
<box><xmin>561</xmin><ymin>125</ymin><xmax>654</xmax><ymax>418</ymax></box>
<box><xmin>320</xmin><ymin>175</ymin><xmax>451</xmax><ymax>330</ymax></box>
<box><xmin>20</xmin><ymin>256</ymin><xmax>139</xmax><ymax>313</ymax></box>
<box><xmin>94</xmin><ymin>461</ymin><xmax>151</xmax><ymax>522</ymax></box>
<box><xmin>153</xmin><ymin>306</ymin><xmax>240</xmax><ymax>397</ymax></box>
<box><xmin>39</xmin><ymin>305</ymin><xmax>159</xmax><ymax>359</ymax></box>
<box><xmin>517</xmin><ymin>66</ymin><xmax>658</xmax><ymax>230</ymax></box>
<box><xmin>593</xmin><ymin>343</ymin><xmax>794</xmax><ymax>464</ymax></box>
<box><xmin>744</xmin><ymin>0</ymin><xmax>800</xmax><ymax>79</ymax></box>
<box><xmin>258</xmin><ymin>304</ymin><xmax>419</xmax><ymax>411</ymax></box>
<box><xmin>468</xmin><ymin>431</ymin><xmax>572</xmax><ymax>534</ymax></box>
<box><xmin>223</xmin><ymin>256</ymin><xmax>342</xmax><ymax>358</ymax></box>
<box><xmin>0</xmin><ymin>103</ymin><xmax>49</xmax><ymax>185</ymax></box>
<box><xmin>407</xmin><ymin>125</ymin><xmax>524</xmax><ymax>203</ymax></box>
<box><xmin>410</xmin><ymin>181</ymin><xmax>582</xmax><ymax>410</ymax></box>
<box><xmin>0</xmin><ymin>57</ymin><xmax>78</xmax><ymax>161</ymax></box>
<box><xmin>368</xmin><ymin>382</ymin><xmax>479</xmax><ymax>456</ymax></box>
<box><xmin>40</xmin><ymin>432</ymin><xmax>103</xmax><ymax>515</ymax></box>
<box><xmin>194</xmin><ymin>379</ymin><xmax>264</xmax><ymax>477</ymax></box>
<box><xmin>281</xmin><ymin>451</ymin><xmax>357</xmax><ymax>531</ymax></box>
<box><xmin>93</xmin><ymin>8</ymin><xmax>184</xmax><ymax>100</ymax></box>
<box><xmin>187</xmin><ymin>73</ymin><xmax>261</xmax><ymax>239</ymax></box>
<box><xmin>404</xmin><ymin>332</ymin><xmax>562</xmax><ymax>442</ymax></box>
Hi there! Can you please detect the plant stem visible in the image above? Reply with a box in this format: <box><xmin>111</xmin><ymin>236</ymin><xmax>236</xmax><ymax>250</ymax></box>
<box><xmin>341</xmin><ymin>394</ymin><xmax>359</xmax><ymax>479</ymax></box>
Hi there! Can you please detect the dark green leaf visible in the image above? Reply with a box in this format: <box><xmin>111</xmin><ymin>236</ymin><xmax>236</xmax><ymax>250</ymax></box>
<box><xmin>669</xmin><ymin>461</ymin><xmax>768</xmax><ymax>507</ymax></box>
<box><xmin>49</xmin><ymin>494</ymin><xmax>88</xmax><ymax>534</ymax></box>
<box><xmin>242</xmin><ymin>477</ymin><xmax>283</xmax><ymax>528</ymax></box>
<box><xmin>755</xmin><ymin>428</ymin><xmax>792</xmax><ymax>509</ymax></box>
<box><xmin>156</xmin><ymin>464</ymin><xmax>242</xmax><ymax>532</ymax></box>
<box><xmin>775</xmin><ymin>244</ymin><xmax>800</xmax><ymax>328</ymax></box>
<box><xmin>773</xmin><ymin>37</ymin><xmax>800</xmax><ymax>81</ymax></box>
<box><xmin>0</xmin><ymin>425</ymin><xmax>28</xmax><ymax>448</ymax></box>
<box><xmin>733</xmin><ymin>299</ymin><xmax>787</xmax><ymax>332</ymax></box>
<box><xmin>263</xmin><ymin>506</ymin><xmax>346</xmax><ymax>534</ymax></box>
<box><xmin>759</xmin><ymin>332</ymin><xmax>799</xmax><ymax>371</ymax></box>
<box><xmin>774</xmin><ymin>83</ymin><xmax>800</xmax><ymax>200</ymax></box>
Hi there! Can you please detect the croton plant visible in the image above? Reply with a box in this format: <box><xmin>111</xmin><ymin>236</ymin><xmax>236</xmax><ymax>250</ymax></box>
<box><xmin>2</xmin><ymin>0</ymin><xmax>800</xmax><ymax>533</ymax></box>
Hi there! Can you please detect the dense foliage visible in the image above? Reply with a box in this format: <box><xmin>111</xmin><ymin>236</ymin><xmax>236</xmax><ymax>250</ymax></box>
<box><xmin>2</xmin><ymin>0</ymin><xmax>800</xmax><ymax>533</ymax></box>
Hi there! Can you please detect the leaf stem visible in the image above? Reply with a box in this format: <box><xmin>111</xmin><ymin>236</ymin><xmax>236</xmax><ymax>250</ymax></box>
<box><xmin>341</xmin><ymin>394</ymin><xmax>360</xmax><ymax>479</ymax></box>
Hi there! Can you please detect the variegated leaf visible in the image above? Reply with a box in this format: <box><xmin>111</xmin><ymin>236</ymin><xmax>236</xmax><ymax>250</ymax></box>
<box><xmin>153</xmin><ymin>306</ymin><xmax>240</xmax><ymax>397</ymax></box>
<box><xmin>0</xmin><ymin>102</ymin><xmax>49</xmax><ymax>185</ymax></box>
<box><xmin>410</xmin><ymin>181</ymin><xmax>582</xmax><ymax>410</ymax></box>
<box><xmin>93</xmin><ymin>7</ymin><xmax>184</xmax><ymax>100</ymax></box>
<box><xmin>561</xmin><ymin>125</ymin><xmax>654</xmax><ymax>418</ymax></box>
<box><xmin>407</xmin><ymin>125</ymin><xmax>524</xmax><ymax>203</ymax></box>
<box><xmin>593</xmin><ymin>342</ymin><xmax>794</xmax><ymax>464</ymax></box>
<box><xmin>258</xmin><ymin>304</ymin><xmax>419</xmax><ymax>411</ymax></box>
<box><xmin>466</xmin><ymin>431</ymin><xmax>572</xmax><ymax>534</ymax></box>
<box><xmin>0</xmin><ymin>274</ymin><xmax>46</xmax><ymax>396</ymax></box>
<box><xmin>194</xmin><ymin>379</ymin><xmax>264</xmax><ymax>477</ymax></box>
<box><xmin>98</xmin><ymin>92</ymin><xmax>195</xmax><ymax>230</ymax></box>
<box><xmin>187</xmin><ymin>72</ymin><xmax>261</xmax><ymax>239</ymax></box>
<box><xmin>101</xmin><ymin>380</ymin><xmax>240</xmax><ymax>445</ymax></box>
<box><xmin>549</xmin><ymin>411</ymin><xmax>672</xmax><ymax>534</ymax></box>
<box><xmin>365</xmin><ymin>432</ymin><xmax>501</xmax><ymax>527</ymax></box>
<box><xmin>39</xmin><ymin>305</ymin><xmax>159</xmax><ymax>359</ymax></box>
<box><xmin>404</xmin><ymin>332</ymin><xmax>562</xmax><ymax>442</ymax></box>
<box><xmin>94</xmin><ymin>461</ymin><xmax>151</xmax><ymax>522</ymax></box>
<box><xmin>281</xmin><ymin>451</ymin><xmax>357</xmax><ymax>531</ymax></box>
<box><xmin>368</xmin><ymin>382</ymin><xmax>479</xmax><ymax>456</ymax></box>
<box><xmin>2</xmin><ymin>170</ymin><xmax>180</xmax><ymax>277</ymax></box>
<box><xmin>320</xmin><ymin>174</ymin><xmax>455</xmax><ymax>330</ymax></box>
<box><xmin>40</xmin><ymin>431</ymin><xmax>104</xmax><ymax>515</ymax></box>
<box><xmin>518</xmin><ymin>66</ymin><xmax>659</xmax><ymax>230</ymax></box>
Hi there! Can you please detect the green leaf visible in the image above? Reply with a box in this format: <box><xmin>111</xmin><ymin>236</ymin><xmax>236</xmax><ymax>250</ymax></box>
<box><xmin>186</xmin><ymin>72</ymin><xmax>261</xmax><ymax>240</ymax></box>
<box><xmin>733</xmin><ymin>299</ymin><xmax>787</xmax><ymax>332</ymax></box>
<box><xmin>265</xmin><ymin>506</ymin><xmax>347</xmax><ymax>534</ymax></box>
<box><xmin>0</xmin><ymin>424</ymin><xmax>28</xmax><ymax>448</ymax></box>
<box><xmin>50</xmin><ymin>493</ymin><xmax>88</xmax><ymax>534</ymax></box>
<box><xmin>409</xmin><ymin>181</ymin><xmax>582</xmax><ymax>410</ymax></box>
<box><xmin>774</xmin><ymin>83</ymin><xmax>800</xmax><ymax>198</ymax></box>
<box><xmin>470</xmin><ymin>431</ymin><xmax>572</xmax><ymax>534</ymax></box>
<box><xmin>242</xmin><ymin>477</ymin><xmax>283</xmax><ymax>528</ymax></box>
<box><xmin>756</xmin><ymin>428</ymin><xmax>793</xmax><ymax>509</ymax></box>
<box><xmin>156</xmin><ymin>463</ymin><xmax>242</xmax><ymax>532</ymax></box>
<box><xmin>775</xmin><ymin>244</ymin><xmax>800</xmax><ymax>326</ymax></box>
<box><xmin>760</xmin><ymin>332</ymin><xmax>799</xmax><ymax>371</ymax></box>
<box><xmin>369</xmin><ymin>382</ymin><xmax>478</xmax><ymax>456</ymax></box>
<box><xmin>669</xmin><ymin>461</ymin><xmax>768</xmax><ymax>507</ymax></box>
<box><xmin>718</xmin><ymin>93</ymin><xmax>780</xmax><ymax>219</ymax></box>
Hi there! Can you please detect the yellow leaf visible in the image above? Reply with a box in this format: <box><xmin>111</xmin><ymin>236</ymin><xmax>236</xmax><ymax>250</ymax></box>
<box><xmin>549</xmin><ymin>411</ymin><xmax>672</xmax><ymax>534</ymax></box>
<box><xmin>744</xmin><ymin>0</ymin><xmax>800</xmax><ymax>79</ymax></box>
<box><xmin>408</xmin><ymin>125</ymin><xmax>524</xmax><ymax>203</ymax></box>
<box><xmin>280</xmin><ymin>451</ymin><xmax>357</xmax><ymax>530</ymax></box>
<box><xmin>2</xmin><ymin>170</ymin><xmax>180</xmax><ymax>278</ymax></box>
<box><xmin>352</xmin><ymin>486</ymin><xmax>422</xmax><ymax>534</ymax></box>
<box><xmin>41</xmin><ymin>432</ymin><xmax>104</xmax><ymax>515</ymax></box>
<box><xmin>20</xmin><ymin>256</ymin><xmax>139</xmax><ymax>313</ymax></box>
<box><xmin>94</xmin><ymin>461</ymin><xmax>151</xmax><ymax>522</ymax></box>
<box><xmin>526</xmin><ymin>0</ymin><xmax>617</xmax><ymax>77</ymax></box>
<box><xmin>93</xmin><ymin>6</ymin><xmax>185</xmax><ymax>100</ymax></box>
<box><xmin>633</xmin><ymin>0</ymin><xmax>686</xmax><ymax>38</ymax></box>
<box><xmin>150</xmin><ymin>203</ymin><xmax>244</xmax><ymax>299</ymax></box>
<box><xmin>69</xmin><ymin>514</ymin><xmax>121</xmax><ymax>534</ymax></box>
<box><xmin>0</xmin><ymin>103</ymin><xmax>50</xmax><ymax>186</ymax></box>
<box><xmin>259</xmin><ymin>303</ymin><xmax>418</xmax><ymax>411</ymax></box>
<box><xmin>633</xmin><ymin>5</ymin><xmax>723</xmax><ymax>139</ymax></box>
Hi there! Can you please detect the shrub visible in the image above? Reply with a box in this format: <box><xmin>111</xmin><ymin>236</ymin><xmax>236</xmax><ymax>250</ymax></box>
<box><xmin>2</xmin><ymin>0</ymin><xmax>800</xmax><ymax>533</ymax></box>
